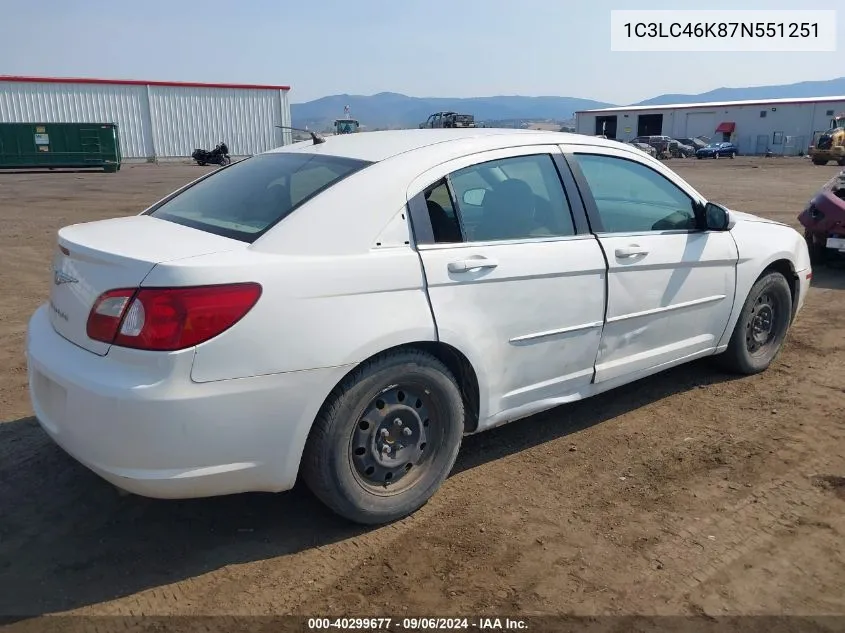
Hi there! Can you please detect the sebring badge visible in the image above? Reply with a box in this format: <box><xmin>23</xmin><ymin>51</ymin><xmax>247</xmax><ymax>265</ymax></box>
<box><xmin>53</xmin><ymin>269</ymin><xmax>78</xmax><ymax>285</ymax></box>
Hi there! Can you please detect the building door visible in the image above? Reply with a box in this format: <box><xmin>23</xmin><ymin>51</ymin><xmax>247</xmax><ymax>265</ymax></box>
<box><xmin>595</xmin><ymin>116</ymin><xmax>618</xmax><ymax>139</ymax></box>
<box><xmin>637</xmin><ymin>114</ymin><xmax>663</xmax><ymax>136</ymax></box>
<box><xmin>685</xmin><ymin>111</ymin><xmax>716</xmax><ymax>140</ymax></box>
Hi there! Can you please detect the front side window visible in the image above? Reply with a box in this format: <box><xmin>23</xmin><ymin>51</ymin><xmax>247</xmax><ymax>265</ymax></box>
<box><xmin>431</xmin><ymin>154</ymin><xmax>576</xmax><ymax>243</ymax></box>
<box><xmin>148</xmin><ymin>152</ymin><xmax>372</xmax><ymax>242</ymax></box>
<box><xmin>572</xmin><ymin>153</ymin><xmax>697</xmax><ymax>233</ymax></box>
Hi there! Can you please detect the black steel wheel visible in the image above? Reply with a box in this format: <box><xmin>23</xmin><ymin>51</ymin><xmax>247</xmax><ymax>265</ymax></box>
<box><xmin>350</xmin><ymin>385</ymin><xmax>441</xmax><ymax>494</ymax></box>
<box><xmin>716</xmin><ymin>271</ymin><xmax>793</xmax><ymax>375</ymax></box>
<box><xmin>745</xmin><ymin>292</ymin><xmax>779</xmax><ymax>355</ymax></box>
<box><xmin>302</xmin><ymin>349</ymin><xmax>465</xmax><ymax>525</ymax></box>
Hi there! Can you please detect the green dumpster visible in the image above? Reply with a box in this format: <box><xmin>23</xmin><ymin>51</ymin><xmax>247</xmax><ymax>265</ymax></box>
<box><xmin>0</xmin><ymin>122</ymin><xmax>121</xmax><ymax>172</ymax></box>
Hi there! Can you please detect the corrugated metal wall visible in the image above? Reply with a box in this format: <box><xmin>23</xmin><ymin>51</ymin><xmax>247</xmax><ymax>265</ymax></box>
<box><xmin>148</xmin><ymin>86</ymin><xmax>287</xmax><ymax>156</ymax></box>
<box><xmin>0</xmin><ymin>81</ymin><xmax>154</xmax><ymax>158</ymax></box>
<box><xmin>0</xmin><ymin>81</ymin><xmax>292</xmax><ymax>159</ymax></box>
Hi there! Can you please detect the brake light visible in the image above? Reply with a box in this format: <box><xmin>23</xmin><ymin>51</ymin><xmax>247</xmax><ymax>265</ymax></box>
<box><xmin>86</xmin><ymin>283</ymin><xmax>262</xmax><ymax>351</ymax></box>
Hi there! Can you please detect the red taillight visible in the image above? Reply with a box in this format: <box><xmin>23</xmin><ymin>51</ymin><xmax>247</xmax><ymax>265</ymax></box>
<box><xmin>86</xmin><ymin>283</ymin><xmax>262</xmax><ymax>351</ymax></box>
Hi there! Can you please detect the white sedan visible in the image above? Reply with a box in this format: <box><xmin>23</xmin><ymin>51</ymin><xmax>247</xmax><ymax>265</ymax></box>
<box><xmin>27</xmin><ymin>129</ymin><xmax>812</xmax><ymax>524</ymax></box>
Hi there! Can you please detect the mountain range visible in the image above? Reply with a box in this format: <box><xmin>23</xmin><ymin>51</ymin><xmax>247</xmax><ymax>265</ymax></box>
<box><xmin>291</xmin><ymin>76</ymin><xmax>845</xmax><ymax>131</ymax></box>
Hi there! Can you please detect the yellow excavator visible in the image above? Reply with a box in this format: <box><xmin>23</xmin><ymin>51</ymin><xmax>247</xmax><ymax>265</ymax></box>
<box><xmin>809</xmin><ymin>113</ymin><xmax>845</xmax><ymax>166</ymax></box>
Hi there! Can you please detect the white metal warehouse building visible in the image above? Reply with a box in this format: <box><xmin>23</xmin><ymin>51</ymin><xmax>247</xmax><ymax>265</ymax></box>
<box><xmin>575</xmin><ymin>96</ymin><xmax>845</xmax><ymax>156</ymax></box>
<box><xmin>0</xmin><ymin>75</ymin><xmax>293</xmax><ymax>159</ymax></box>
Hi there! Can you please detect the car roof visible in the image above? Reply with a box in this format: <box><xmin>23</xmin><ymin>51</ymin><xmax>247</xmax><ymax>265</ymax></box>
<box><xmin>267</xmin><ymin>128</ymin><xmax>622</xmax><ymax>163</ymax></box>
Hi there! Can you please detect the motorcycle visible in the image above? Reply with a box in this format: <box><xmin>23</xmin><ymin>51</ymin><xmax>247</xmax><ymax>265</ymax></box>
<box><xmin>192</xmin><ymin>142</ymin><xmax>231</xmax><ymax>166</ymax></box>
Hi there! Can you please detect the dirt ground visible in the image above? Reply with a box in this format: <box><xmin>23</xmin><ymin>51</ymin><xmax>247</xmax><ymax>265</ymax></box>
<box><xmin>1</xmin><ymin>157</ymin><xmax>844</xmax><ymax>626</ymax></box>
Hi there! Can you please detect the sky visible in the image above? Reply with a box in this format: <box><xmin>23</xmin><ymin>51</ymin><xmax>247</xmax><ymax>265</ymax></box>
<box><xmin>0</xmin><ymin>0</ymin><xmax>842</xmax><ymax>105</ymax></box>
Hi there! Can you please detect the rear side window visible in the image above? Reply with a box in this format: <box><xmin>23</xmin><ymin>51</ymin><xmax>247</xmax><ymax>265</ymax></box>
<box><xmin>148</xmin><ymin>153</ymin><xmax>372</xmax><ymax>242</ymax></box>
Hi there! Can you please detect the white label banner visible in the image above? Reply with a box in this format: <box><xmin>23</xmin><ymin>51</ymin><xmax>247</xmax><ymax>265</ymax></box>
<box><xmin>610</xmin><ymin>10</ymin><xmax>837</xmax><ymax>52</ymax></box>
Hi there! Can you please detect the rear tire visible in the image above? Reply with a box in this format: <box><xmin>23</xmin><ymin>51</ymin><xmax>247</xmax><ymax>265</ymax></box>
<box><xmin>729</xmin><ymin>152</ymin><xmax>736</xmax><ymax>159</ymax></box>
<box><xmin>301</xmin><ymin>349</ymin><xmax>465</xmax><ymax>525</ymax></box>
<box><xmin>812</xmin><ymin>158</ymin><xmax>828</xmax><ymax>165</ymax></box>
<box><xmin>716</xmin><ymin>272</ymin><xmax>793</xmax><ymax>375</ymax></box>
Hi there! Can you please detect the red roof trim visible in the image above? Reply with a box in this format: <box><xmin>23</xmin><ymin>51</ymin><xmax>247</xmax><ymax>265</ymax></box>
<box><xmin>0</xmin><ymin>75</ymin><xmax>290</xmax><ymax>91</ymax></box>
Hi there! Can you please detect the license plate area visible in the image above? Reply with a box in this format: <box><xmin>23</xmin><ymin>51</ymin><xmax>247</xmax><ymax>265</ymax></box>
<box><xmin>826</xmin><ymin>237</ymin><xmax>845</xmax><ymax>251</ymax></box>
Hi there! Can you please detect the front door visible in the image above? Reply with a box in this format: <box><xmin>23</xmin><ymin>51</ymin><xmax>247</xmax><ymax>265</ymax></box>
<box><xmin>408</xmin><ymin>146</ymin><xmax>607</xmax><ymax>425</ymax></box>
<box><xmin>565</xmin><ymin>148</ymin><xmax>739</xmax><ymax>384</ymax></box>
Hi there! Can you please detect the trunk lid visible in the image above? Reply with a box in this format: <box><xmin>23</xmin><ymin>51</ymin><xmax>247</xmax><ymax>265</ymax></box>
<box><xmin>50</xmin><ymin>215</ymin><xmax>246</xmax><ymax>355</ymax></box>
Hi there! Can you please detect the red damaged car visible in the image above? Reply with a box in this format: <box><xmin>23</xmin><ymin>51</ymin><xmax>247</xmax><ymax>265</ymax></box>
<box><xmin>799</xmin><ymin>169</ymin><xmax>845</xmax><ymax>264</ymax></box>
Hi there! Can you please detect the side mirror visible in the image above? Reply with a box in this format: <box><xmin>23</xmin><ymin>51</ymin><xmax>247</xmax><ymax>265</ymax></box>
<box><xmin>462</xmin><ymin>188</ymin><xmax>486</xmax><ymax>206</ymax></box>
<box><xmin>704</xmin><ymin>202</ymin><xmax>730</xmax><ymax>231</ymax></box>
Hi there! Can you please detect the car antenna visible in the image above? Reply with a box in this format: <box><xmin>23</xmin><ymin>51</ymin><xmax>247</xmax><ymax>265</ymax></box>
<box><xmin>275</xmin><ymin>125</ymin><xmax>326</xmax><ymax>145</ymax></box>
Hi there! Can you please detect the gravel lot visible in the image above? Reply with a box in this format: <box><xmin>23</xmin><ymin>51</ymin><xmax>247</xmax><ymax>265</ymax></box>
<box><xmin>1</xmin><ymin>157</ymin><xmax>844</xmax><ymax>625</ymax></box>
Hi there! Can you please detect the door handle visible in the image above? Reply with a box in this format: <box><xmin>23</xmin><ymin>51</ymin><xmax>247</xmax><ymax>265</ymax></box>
<box><xmin>615</xmin><ymin>245</ymin><xmax>649</xmax><ymax>258</ymax></box>
<box><xmin>447</xmin><ymin>258</ymin><xmax>498</xmax><ymax>273</ymax></box>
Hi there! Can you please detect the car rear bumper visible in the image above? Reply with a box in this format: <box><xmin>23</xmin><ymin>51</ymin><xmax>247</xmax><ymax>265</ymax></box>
<box><xmin>26</xmin><ymin>304</ymin><xmax>350</xmax><ymax>499</ymax></box>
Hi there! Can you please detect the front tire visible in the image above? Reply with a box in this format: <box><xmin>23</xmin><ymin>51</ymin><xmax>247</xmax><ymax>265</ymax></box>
<box><xmin>302</xmin><ymin>349</ymin><xmax>465</xmax><ymax>525</ymax></box>
<box><xmin>717</xmin><ymin>272</ymin><xmax>793</xmax><ymax>375</ymax></box>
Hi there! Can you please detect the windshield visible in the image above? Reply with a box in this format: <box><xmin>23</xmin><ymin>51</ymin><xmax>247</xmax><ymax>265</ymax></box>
<box><xmin>707</xmin><ymin>143</ymin><xmax>721</xmax><ymax>148</ymax></box>
<box><xmin>147</xmin><ymin>153</ymin><xmax>372</xmax><ymax>242</ymax></box>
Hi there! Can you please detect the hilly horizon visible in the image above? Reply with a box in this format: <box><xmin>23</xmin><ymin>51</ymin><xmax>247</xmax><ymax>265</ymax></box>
<box><xmin>291</xmin><ymin>76</ymin><xmax>845</xmax><ymax>131</ymax></box>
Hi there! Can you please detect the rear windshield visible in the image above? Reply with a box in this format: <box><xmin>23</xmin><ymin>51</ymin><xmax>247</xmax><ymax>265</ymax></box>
<box><xmin>147</xmin><ymin>152</ymin><xmax>372</xmax><ymax>242</ymax></box>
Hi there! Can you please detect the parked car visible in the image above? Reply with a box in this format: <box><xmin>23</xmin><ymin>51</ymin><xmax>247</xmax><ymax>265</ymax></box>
<box><xmin>675</xmin><ymin>137</ymin><xmax>708</xmax><ymax>150</ymax></box>
<box><xmin>696</xmin><ymin>142</ymin><xmax>739</xmax><ymax>159</ymax></box>
<box><xmin>631</xmin><ymin>135</ymin><xmax>694</xmax><ymax>159</ymax></box>
<box><xmin>28</xmin><ymin>128</ymin><xmax>811</xmax><ymax>525</ymax></box>
<box><xmin>628</xmin><ymin>141</ymin><xmax>657</xmax><ymax>157</ymax></box>
<box><xmin>671</xmin><ymin>140</ymin><xmax>696</xmax><ymax>158</ymax></box>
<box><xmin>633</xmin><ymin>135</ymin><xmax>673</xmax><ymax>156</ymax></box>
<box><xmin>798</xmin><ymin>168</ymin><xmax>845</xmax><ymax>264</ymax></box>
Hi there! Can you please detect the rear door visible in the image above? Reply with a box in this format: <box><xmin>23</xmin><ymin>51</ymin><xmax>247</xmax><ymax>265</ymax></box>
<box><xmin>563</xmin><ymin>145</ymin><xmax>738</xmax><ymax>384</ymax></box>
<box><xmin>408</xmin><ymin>145</ymin><xmax>607</xmax><ymax>425</ymax></box>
